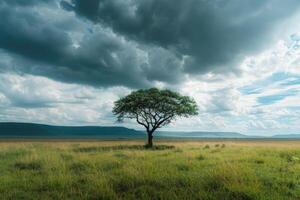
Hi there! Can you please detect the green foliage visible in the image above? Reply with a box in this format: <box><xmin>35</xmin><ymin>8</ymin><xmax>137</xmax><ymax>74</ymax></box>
<box><xmin>197</xmin><ymin>154</ymin><xmax>205</xmax><ymax>160</ymax></box>
<box><xmin>113</xmin><ymin>88</ymin><xmax>198</xmax><ymax>146</ymax></box>
<box><xmin>254</xmin><ymin>159</ymin><xmax>264</xmax><ymax>164</ymax></box>
<box><xmin>113</xmin><ymin>88</ymin><xmax>198</xmax><ymax>132</ymax></box>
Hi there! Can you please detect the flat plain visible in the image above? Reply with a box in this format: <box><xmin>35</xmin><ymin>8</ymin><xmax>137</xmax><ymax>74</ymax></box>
<box><xmin>1</xmin><ymin>140</ymin><xmax>300</xmax><ymax>200</ymax></box>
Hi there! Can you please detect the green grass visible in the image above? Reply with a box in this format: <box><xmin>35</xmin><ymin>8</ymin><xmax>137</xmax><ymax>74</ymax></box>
<box><xmin>0</xmin><ymin>140</ymin><xmax>300</xmax><ymax>199</ymax></box>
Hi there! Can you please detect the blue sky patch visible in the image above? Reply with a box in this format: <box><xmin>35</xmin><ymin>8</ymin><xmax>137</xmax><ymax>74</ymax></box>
<box><xmin>257</xmin><ymin>89</ymin><xmax>299</xmax><ymax>105</ymax></box>
<box><xmin>239</xmin><ymin>72</ymin><xmax>300</xmax><ymax>96</ymax></box>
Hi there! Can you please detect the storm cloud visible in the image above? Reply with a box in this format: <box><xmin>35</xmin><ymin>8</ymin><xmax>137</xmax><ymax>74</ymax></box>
<box><xmin>0</xmin><ymin>0</ymin><xmax>299</xmax><ymax>89</ymax></box>
<box><xmin>63</xmin><ymin>0</ymin><xmax>300</xmax><ymax>73</ymax></box>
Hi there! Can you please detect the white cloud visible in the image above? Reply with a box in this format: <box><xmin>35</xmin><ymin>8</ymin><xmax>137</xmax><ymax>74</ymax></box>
<box><xmin>0</xmin><ymin>73</ymin><xmax>131</xmax><ymax>125</ymax></box>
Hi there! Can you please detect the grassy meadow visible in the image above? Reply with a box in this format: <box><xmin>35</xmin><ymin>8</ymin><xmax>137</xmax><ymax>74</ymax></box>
<box><xmin>0</xmin><ymin>140</ymin><xmax>300</xmax><ymax>200</ymax></box>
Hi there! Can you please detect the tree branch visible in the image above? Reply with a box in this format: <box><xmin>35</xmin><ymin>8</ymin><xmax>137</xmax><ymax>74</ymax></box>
<box><xmin>136</xmin><ymin>114</ymin><xmax>149</xmax><ymax>130</ymax></box>
<box><xmin>150</xmin><ymin>114</ymin><xmax>174</xmax><ymax>133</ymax></box>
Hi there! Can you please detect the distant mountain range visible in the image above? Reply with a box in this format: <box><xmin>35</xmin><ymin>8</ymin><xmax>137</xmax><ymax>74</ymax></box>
<box><xmin>271</xmin><ymin>134</ymin><xmax>300</xmax><ymax>139</ymax></box>
<box><xmin>0</xmin><ymin>122</ymin><xmax>299</xmax><ymax>139</ymax></box>
<box><xmin>0</xmin><ymin>122</ymin><xmax>143</xmax><ymax>139</ymax></box>
<box><xmin>156</xmin><ymin>131</ymin><xmax>247</xmax><ymax>138</ymax></box>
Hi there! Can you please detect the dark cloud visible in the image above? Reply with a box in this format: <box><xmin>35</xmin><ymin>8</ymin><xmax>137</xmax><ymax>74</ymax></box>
<box><xmin>0</xmin><ymin>0</ymin><xmax>185</xmax><ymax>88</ymax></box>
<box><xmin>0</xmin><ymin>1</ymin><xmax>151</xmax><ymax>88</ymax></box>
<box><xmin>1</xmin><ymin>0</ymin><xmax>52</xmax><ymax>6</ymax></box>
<box><xmin>0</xmin><ymin>6</ymin><xmax>71</xmax><ymax>65</ymax></box>
<box><xmin>65</xmin><ymin>0</ymin><xmax>300</xmax><ymax>73</ymax></box>
<box><xmin>0</xmin><ymin>0</ymin><xmax>300</xmax><ymax>89</ymax></box>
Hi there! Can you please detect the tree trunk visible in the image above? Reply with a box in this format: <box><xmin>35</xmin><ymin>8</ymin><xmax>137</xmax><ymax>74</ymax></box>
<box><xmin>147</xmin><ymin>131</ymin><xmax>153</xmax><ymax>147</ymax></box>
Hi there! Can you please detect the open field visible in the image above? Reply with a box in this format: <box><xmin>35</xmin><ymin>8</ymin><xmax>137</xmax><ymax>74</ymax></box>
<box><xmin>1</xmin><ymin>140</ymin><xmax>300</xmax><ymax>200</ymax></box>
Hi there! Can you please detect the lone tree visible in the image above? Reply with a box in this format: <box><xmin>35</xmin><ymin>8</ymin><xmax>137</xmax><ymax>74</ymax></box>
<box><xmin>113</xmin><ymin>88</ymin><xmax>198</xmax><ymax>147</ymax></box>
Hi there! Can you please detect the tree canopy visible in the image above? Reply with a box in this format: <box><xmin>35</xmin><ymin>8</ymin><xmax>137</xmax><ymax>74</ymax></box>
<box><xmin>113</xmin><ymin>88</ymin><xmax>198</xmax><ymax>146</ymax></box>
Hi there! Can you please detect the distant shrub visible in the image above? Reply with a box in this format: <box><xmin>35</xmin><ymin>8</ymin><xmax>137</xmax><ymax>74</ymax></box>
<box><xmin>215</xmin><ymin>144</ymin><xmax>220</xmax><ymax>147</ymax></box>
<box><xmin>254</xmin><ymin>159</ymin><xmax>264</xmax><ymax>164</ymax></box>
<box><xmin>150</xmin><ymin>145</ymin><xmax>175</xmax><ymax>150</ymax></box>
<box><xmin>210</xmin><ymin>149</ymin><xmax>221</xmax><ymax>153</ymax></box>
<box><xmin>74</xmin><ymin>145</ymin><xmax>175</xmax><ymax>153</ymax></box>
<box><xmin>14</xmin><ymin>161</ymin><xmax>42</xmax><ymax>171</ymax></box>
<box><xmin>203</xmin><ymin>145</ymin><xmax>210</xmax><ymax>149</ymax></box>
<box><xmin>221</xmin><ymin>144</ymin><xmax>226</xmax><ymax>148</ymax></box>
<box><xmin>197</xmin><ymin>155</ymin><xmax>205</xmax><ymax>161</ymax></box>
<box><xmin>176</xmin><ymin>164</ymin><xmax>189</xmax><ymax>171</ymax></box>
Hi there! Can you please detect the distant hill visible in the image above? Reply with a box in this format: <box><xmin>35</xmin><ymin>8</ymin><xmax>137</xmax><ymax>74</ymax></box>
<box><xmin>0</xmin><ymin>122</ymin><xmax>144</xmax><ymax>139</ymax></box>
<box><xmin>0</xmin><ymin>122</ymin><xmax>299</xmax><ymax>139</ymax></box>
<box><xmin>271</xmin><ymin>134</ymin><xmax>300</xmax><ymax>139</ymax></box>
<box><xmin>156</xmin><ymin>131</ymin><xmax>247</xmax><ymax>138</ymax></box>
<box><xmin>0</xmin><ymin>122</ymin><xmax>246</xmax><ymax>139</ymax></box>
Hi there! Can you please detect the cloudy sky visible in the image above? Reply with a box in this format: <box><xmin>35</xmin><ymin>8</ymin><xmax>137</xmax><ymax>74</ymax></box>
<box><xmin>0</xmin><ymin>0</ymin><xmax>300</xmax><ymax>135</ymax></box>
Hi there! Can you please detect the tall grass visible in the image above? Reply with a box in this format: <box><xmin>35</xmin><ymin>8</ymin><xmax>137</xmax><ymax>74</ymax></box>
<box><xmin>0</xmin><ymin>140</ymin><xmax>300</xmax><ymax>199</ymax></box>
